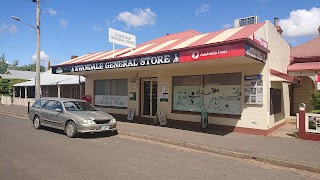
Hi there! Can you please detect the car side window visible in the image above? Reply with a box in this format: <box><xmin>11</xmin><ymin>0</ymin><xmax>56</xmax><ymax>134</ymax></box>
<box><xmin>53</xmin><ymin>101</ymin><xmax>63</xmax><ymax>111</ymax></box>
<box><xmin>42</xmin><ymin>100</ymin><xmax>56</xmax><ymax>110</ymax></box>
<box><xmin>32</xmin><ymin>100</ymin><xmax>42</xmax><ymax>108</ymax></box>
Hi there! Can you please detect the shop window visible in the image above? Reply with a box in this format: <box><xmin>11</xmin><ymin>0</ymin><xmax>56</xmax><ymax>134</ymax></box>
<box><xmin>173</xmin><ymin>73</ymin><xmax>241</xmax><ymax>115</ymax></box>
<box><xmin>270</xmin><ymin>88</ymin><xmax>282</xmax><ymax>115</ymax></box>
<box><xmin>95</xmin><ymin>79</ymin><xmax>127</xmax><ymax>96</ymax></box>
<box><xmin>94</xmin><ymin>79</ymin><xmax>128</xmax><ymax>107</ymax></box>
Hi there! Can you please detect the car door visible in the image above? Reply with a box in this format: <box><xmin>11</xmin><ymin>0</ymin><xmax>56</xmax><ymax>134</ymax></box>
<box><xmin>51</xmin><ymin>101</ymin><xmax>65</xmax><ymax>129</ymax></box>
<box><xmin>40</xmin><ymin>100</ymin><xmax>56</xmax><ymax>127</ymax></box>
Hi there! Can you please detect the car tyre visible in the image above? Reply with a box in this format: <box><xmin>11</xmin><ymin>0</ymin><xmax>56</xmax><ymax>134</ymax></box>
<box><xmin>33</xmin><ymin>116</ymin><xmax>42</xmax><ymax>129</ymax></box>
<box><xmin>112</xmin><ymin>130</ymin><xmax>118</xmax><ymax>136</ymax></box>
<box><xmin>65</xmin><ymin>121</ymin><xmax>77</xmax><ymax>138</ymax></box>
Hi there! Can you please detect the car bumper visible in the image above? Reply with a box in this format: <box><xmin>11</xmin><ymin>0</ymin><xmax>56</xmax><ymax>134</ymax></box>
<box><xmin>77</xmin><ymin>123</ymin><xmax>117</xmax><ymax>133</ymax></box>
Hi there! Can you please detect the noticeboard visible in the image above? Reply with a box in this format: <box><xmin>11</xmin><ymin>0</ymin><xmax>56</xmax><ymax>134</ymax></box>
<box><xmin>244</xmin><ymin>75</ymin><xmax>263</xmax><ymax>105</ymax></box>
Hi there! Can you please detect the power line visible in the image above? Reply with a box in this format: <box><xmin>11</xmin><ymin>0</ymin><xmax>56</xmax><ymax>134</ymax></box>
<box><xmin>0</xmin><ymin>0</ymin><xmax>26</xmax><ymax>25</ymax></box>
<box><xmin>42</xmin><ymin>0</ymin><xmax>70</xmax><ymax>59</ymax></box>
<box><xmin>0</xmin><ymin>4</ymin><xmax>35</xmax><ymax>41</ymax></box>
<box><xmin>0</xmin><ymin>0</ymin><xmax>15</xmax><ymax>17</ymax></box>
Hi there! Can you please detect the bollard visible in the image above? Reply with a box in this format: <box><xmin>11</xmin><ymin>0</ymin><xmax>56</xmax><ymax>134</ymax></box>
<box><xmin>27</xmin><ymin>101</ymin><xmax>30</xmax><ymax>114</ymax></box>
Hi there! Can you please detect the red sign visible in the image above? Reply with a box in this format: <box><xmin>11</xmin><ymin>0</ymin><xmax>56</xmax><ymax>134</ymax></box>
<box><xmin>253</xmin><ymin>34</ymin><xmax>268</xmax><ymax>49</ymax></box>
<box><xmin>179</xmin><ymin>43</ymin><xmax>245</xmax><ymax>63</ymax></box>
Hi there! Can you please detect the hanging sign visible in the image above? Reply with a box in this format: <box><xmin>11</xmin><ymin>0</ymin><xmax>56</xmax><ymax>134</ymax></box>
<box><xmin>245</xmin><ymin>45</ymin><xmax>267</xmax><ymax>63</ymax></box>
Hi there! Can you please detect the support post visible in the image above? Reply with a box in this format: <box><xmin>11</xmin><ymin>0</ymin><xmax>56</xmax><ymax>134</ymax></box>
<box><xmin>25</xmin><ymin>86</ymin><xmax>28</xmax><ymax>99</ymax></box>
<box><xmin>57</xmin><ymin>85</ymin><xmax>61</xmax><ymax>98</ymax></box>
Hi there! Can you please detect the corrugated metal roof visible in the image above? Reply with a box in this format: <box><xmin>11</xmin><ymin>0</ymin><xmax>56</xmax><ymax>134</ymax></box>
<box><xmin>291</xmin><ymin>36</ymin><xmax>320</xmax><ymax>58</ymax></box>
<box><xmin>13</xmin><ymin>70</ymin><xmax>85</xmax><ymax>87</ymax></box>
<box><xmin>288</xmin><ymin>62</ymin><xmax>320</xmax><ymax>71</ymax></box>
<box><xmin>56</xmin><ymin>23</ymin><xmax>265</xmax><ymax>66</ymax></box>
<box><xmin>0</xmin><ymin>70</ymin><xmax>36</xmax><ymax>79</ymax></box>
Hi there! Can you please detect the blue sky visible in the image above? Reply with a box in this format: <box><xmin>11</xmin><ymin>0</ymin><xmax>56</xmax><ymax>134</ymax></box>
<box><xmin>0</xmin><ymin>0</ymin><xmax>319</xmax><ymax>67</ymax></box>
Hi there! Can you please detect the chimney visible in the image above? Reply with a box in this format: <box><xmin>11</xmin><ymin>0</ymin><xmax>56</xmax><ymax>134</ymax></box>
<box><xmin>71</xmin><ymin>55</ymin><xmax>78</xmax><ymax>59</ymax></box>
<box><xmin>273</xmin><ymin>18</ymin><xmax>279</xmax><ymax>26</ymax></box>
<box><xmin>274</xmin><ymin>17</ymin><xmax>283</xmax><ymax>35</ymax></box>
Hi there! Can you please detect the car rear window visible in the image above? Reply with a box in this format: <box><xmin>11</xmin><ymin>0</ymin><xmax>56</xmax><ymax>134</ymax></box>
<box><xmin>32</xmin><ymin>99</ymin><xmax>47</xmax><ymax>108</ymax></box>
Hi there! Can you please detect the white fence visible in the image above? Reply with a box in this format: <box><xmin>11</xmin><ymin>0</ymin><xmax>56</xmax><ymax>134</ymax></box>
<box><xmin>1</xmin><ymin>95</ymin><xmax>35</xmax><ymax>106</ymax></box>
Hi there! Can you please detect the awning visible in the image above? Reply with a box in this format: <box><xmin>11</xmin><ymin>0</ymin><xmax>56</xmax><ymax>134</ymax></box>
<box><xmin>270</xmin><ymin>69</ymin><xmax>301</xmax><ymax>84</ymax></box>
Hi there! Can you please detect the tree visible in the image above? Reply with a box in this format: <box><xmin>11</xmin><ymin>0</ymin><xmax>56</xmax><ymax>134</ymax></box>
<box><xmin>18</xmin><ymin>63</ymin><xmax>46</xmax><ymax>72</ymax></box>
<box><xmin>0</xmin><ymin>54</ymin><xmax>8</xmax><ymax>74</ymax></box>
<box><xmin>8</xmin><ymin>60</ymin><xmax>19</xmax><ymax>70</ymax></box>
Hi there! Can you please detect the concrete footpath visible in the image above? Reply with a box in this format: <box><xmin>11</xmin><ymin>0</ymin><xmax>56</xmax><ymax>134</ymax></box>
<box><xmin>1</xmin><ymin>104</ymin><xmax>320</xmax><ymax>173</ymax></box>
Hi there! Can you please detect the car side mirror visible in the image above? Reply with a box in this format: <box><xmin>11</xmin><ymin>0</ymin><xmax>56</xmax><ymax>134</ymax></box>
<box><xmin>55</xmin><ymin>109</ymin><xmax>62</xmax><ymax>112</ymax></box>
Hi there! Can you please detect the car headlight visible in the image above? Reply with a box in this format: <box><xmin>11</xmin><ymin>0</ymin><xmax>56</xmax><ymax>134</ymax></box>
<box><xmin>80</xmin><ymin>120</ymin><xmax>96</xmax><ymax>125</ymax></box>
<box><xmin>110</xmin><ymin>118</ymin><xmax>116</xmax><ymax>124</ymax></box>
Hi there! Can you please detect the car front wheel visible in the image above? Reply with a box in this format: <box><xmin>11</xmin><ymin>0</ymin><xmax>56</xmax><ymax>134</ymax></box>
<box><xmin>65</xmin><ymin>121</ymin><xmax>77</xmax><ymax>138</ymax></box>
<box><xmin>33</xmin><ymin>116</ymin><xmax>41</xmax><ymax>129</ymax></box>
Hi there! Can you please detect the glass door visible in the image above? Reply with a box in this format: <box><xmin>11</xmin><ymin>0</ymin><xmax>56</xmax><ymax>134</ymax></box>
<box><xmin>142</xmin><ymin>78</ymin><xmax>157</xmax><ymax>117</ymax></box>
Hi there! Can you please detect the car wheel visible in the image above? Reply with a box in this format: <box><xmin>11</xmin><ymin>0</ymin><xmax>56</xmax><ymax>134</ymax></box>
<box><xmin>65</xmin><ymin>121</ymin><xmax>77</xmax><ymax>138</ymax></box>
<box><xmin>112</xmin><ymin>130</ymin><xmax>118</xmax><ymax>136</ymax></box>
<box><xmin>33</xmin><ymin>116</ymin><xmax>41</xmax><ymax>129</ymax></box>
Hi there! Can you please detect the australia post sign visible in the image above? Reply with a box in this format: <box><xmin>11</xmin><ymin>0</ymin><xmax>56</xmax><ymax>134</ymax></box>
<box><xmin>109</xmin><ymin>28</ymin><xmax>136</xmax><ymax>48</ymax></box>
<box><xmin>52</xmin><ymin>52</ymin><xmax>180</xmax><ymax>74</ymax></box>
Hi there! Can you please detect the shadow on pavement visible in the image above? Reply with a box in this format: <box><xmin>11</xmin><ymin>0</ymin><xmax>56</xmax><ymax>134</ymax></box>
<box><xmin>40</xmin><ymin>126</ymin><xmax>118</xmax><ymax>139</ymax></box>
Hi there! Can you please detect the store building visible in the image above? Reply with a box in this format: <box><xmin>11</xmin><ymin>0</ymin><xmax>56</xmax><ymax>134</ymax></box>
<box><xmin>52</xmin><ymin>20</ymin><xmax>299</xmax><ymax>135</ymax></box>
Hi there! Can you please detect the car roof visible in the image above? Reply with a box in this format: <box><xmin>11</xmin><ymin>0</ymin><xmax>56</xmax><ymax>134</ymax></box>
<box><xmin>38</xmin><ymin>97</ymin><xmax>87</xmax><ymax>103</ymax></box>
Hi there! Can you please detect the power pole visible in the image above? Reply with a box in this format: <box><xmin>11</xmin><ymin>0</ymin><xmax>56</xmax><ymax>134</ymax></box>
<box><xmin>35</xmin><ymin>0</ymin><xmax>41</xmax><ymax>99</ymax></box>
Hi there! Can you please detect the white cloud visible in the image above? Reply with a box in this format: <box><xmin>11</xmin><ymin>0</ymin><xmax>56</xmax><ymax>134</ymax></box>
<box><xmin>279</xmin><ymin>7</ymin><xmax>320</xmax><ymax>37</ymax></box>
<box><xmin>0</xmin><ymin>23</ymin><xmax>18</xmax><ymax>33</ymax></box>
<box><xmin>48</xmin><ymin>8</ymin><xmax>58</xmax><ymax>16</ymax></box>
<box><xmin>222</xmin><ymin>23</ymin><xmax>232</xmax><ymax>29</ymax></box>
<box><xmin>32</xmin><ymin>51</ymin><xmax>50</xmax><ymax>62</ymax></box>
<box><xmin>60</xmin><ymin>18</ymin><xmax>69</xmax><ymax>28</ymax></box>
<box><xmin>195</xmin><ymin>4</ymin><xmax>210</xmax><ymax>16</ymax></box>
<box><xmin>92</xmin><ymin>26</ymin><xmax>102</xmax><ymax>31</ymax></box>
<box><xmin>116</xmin><ymin>7</ymin><xmax>157</xmax><ymax>28</ymax></box>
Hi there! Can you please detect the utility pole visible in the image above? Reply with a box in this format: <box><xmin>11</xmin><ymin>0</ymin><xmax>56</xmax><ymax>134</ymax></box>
<box><xmin>35</xmin><ymin>0</ymin><xmax>41</xmax><ymax>99</ymax></box>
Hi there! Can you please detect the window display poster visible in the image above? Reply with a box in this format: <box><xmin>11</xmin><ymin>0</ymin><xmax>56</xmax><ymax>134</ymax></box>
<box><xmin>173</xmin><ymin>85</ymin><xmax>242</xmax><ymax>115</ymax></box>
<box><xmin>173</xmin><ymin>86</ymin><xmax>202</xmax><ymax>112</ymax></box>
<box><xmin>203</xmin><ymin>85</ymin><xmax>241</xmax><ymax>115</ymax></box>
<box><xmin>160</xmin><ymin>82</ymin><xmax>169</xmax><ymax>102</ymax></box>
<box><xmin>95</xmin><ymin>95</ymin><xmax>128</xmax><ymax>107</ymax></box>
<box><xmin>244</xmin><ymin>75</ymin><xmax>263</xmax><ymax>105</ymax></box>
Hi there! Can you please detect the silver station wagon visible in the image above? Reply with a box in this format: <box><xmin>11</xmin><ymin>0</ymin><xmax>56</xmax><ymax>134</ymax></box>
<box><xmin>28</xmin><ymin>98</ymin><xmax>117</xmax><ymax>138</ymax></box>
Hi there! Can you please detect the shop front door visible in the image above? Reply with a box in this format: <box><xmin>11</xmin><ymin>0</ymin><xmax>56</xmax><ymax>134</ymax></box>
<box><xmin>142</xmin><ymin>78</ymin><xmax>157</xmax><ymax>117</ymax></box>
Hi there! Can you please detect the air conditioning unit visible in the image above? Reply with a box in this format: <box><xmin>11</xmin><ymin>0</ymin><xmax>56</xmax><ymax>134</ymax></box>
<box><xmin>234</xmin><ymin>15</ymin><xmax>259</xmax><ymax>27</ymax></box>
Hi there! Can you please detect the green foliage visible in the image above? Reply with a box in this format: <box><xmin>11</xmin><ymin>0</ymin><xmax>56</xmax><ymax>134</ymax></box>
<box><xmin>0</xmin><ymin>79</ymin><xmax>27</xmax><ymax>96</ymax></box>
<box><xmin>0</xmin><ymin>54</ymin><xmax>9</xmax><ymax>74</ymax></box>
<box><xmin>310</xmin><ymin>91</ymin><xmax>320</xmax><ymax>112</ymax></box>
<box><xmin>18</xmin><ymin>63</ymin><xmax>46</xmax><ymax>72</ymax></box>
<box><xmin>310</xmin><ymin>109</ymin><xmax>320</xmax><ymax>114</ymax></box>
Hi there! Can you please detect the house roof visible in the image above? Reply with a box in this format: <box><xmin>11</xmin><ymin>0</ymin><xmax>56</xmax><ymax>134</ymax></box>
<box><xmin>13</xmin><ymin>70</ymin><xmax>85</xmax><ymax>87</ymax></box>
<box><xmin>57</xmin><ymin>22</ymin><xmax>266</xmax><ymax>66</ymax></box>
<box><xmin>291</xmin><ymin>36</ymin><xmax>320</xmax><ymax>58</ymax></box>
<box><xmin>0</xmin><ymin>69</ymin><xmax>36</xmax><ymax>79</ymax></box>
<box><xmin>288</xmin><ymin>62</ymin><xmax>320</xmax><ymax>72</ymax></box>
<box><xmin>289</xmin><ymin>36</ymin><xmax>320</xmax><ymax>71</ymax></box>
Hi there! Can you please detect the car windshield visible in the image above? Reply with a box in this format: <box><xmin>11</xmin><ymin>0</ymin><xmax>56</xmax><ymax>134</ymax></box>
<box><xmin>63</xmin><ymin>101</ymin><xmax>97</xmax><ymax>111</ymax></box>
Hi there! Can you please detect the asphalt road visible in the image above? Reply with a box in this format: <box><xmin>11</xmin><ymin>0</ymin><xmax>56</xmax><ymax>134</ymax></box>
<box><xmin>0</xmin><ymin>114</ymin><xmax>319</xmax><ymax>180</ymax></box>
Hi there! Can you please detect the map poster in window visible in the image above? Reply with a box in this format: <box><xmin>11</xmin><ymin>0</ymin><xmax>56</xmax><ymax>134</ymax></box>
<box><xmin>244</xmin><ymin>75</ymin><xmax>263</xmax><ymax>105</ymax></box>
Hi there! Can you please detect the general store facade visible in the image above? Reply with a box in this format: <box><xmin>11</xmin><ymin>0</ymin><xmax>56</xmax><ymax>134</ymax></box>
<box><xmin>52</xmin><ymin>21</ymin><xmax>297</xmax><ymax>135</ymax></box>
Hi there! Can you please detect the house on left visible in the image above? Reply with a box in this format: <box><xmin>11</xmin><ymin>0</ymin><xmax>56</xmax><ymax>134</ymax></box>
<box><xmin>0</xmin><ymin>69</ymin><xmax>85</xmax><ymax>106</ymax></box>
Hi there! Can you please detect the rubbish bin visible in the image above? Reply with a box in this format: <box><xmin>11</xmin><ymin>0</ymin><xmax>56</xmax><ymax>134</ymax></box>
<box><xmin>201</xmin><ymin>107</ymin><xmax>208</xmax><ymax>129</ymax></box>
